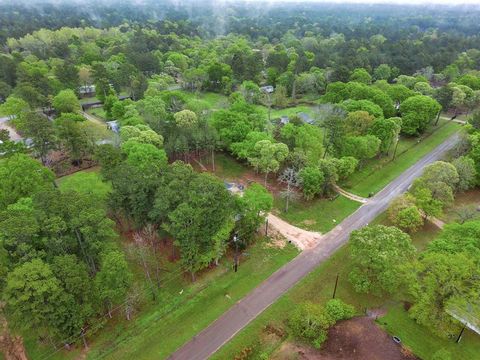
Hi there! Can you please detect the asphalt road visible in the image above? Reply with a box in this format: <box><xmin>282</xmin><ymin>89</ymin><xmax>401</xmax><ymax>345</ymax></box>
<box><xmin>169</xmin><ymin>133</ymin><xmax>460</xmax><ymax>360</ymax></box>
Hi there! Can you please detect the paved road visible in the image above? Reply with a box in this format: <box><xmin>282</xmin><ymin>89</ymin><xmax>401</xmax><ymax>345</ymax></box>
<box><xmin>168</xmin><ymin>132</ymin><xmax>459</xmax><ymax>360</ymax></box>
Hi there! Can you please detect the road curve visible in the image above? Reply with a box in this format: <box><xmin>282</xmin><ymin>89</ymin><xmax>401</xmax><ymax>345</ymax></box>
<box><xmin>168</xmin><ymin>133</ymin><xmax>459</xmax><ymax>360</ymax></box>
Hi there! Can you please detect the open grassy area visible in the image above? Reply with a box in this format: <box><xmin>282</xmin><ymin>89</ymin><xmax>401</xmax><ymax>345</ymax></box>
<box><xmin>379</xmin><ymin>305</ymin><xmax>480</xmax><ymax>360</ymax></box>
<box><xmin>87</xmin><ymin>106</ymin><xmax>107</xmax><ymax>120</ymax></box>
<box><xmin>273</xmin><ymin>195</ymin><xmax>361</xmax><ymax>233</ymax></box>
<box><xmin>56</xmin><ymin>168</ymin><xmax>111</xmax><ymax>202</ymax></box>
<box><xmin>212</xmin><ymin>152</ymin><xmax>250</xmax><ymax>180</ymax></box>
<box><xmin>86</xmin><ymin>238</ymin><xmax>298</xmax><ymax>359</ymax></box>
<box><xmin>344</xmin><ymin>121</ymin><xmax>461</xmax><ymax>197</ymax></box>
<box><xmin>213</xmin><ymin>214</ymin><xmax>479</xmax><ymax>360</ymax></box>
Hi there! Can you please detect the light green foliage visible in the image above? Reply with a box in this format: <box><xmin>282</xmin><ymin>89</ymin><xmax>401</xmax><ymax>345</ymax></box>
<box><xmin>120</xmin><ymin>124</ymin><xmax>163</xmax><ymax>148</ymax></box>
<box><xmin>247</xmin><ymin>140</ymin><xmax>289</xmax><ymax>183</ymax></box>
<box><xmin>452</xmin><ymin>156</ymin><xmax>477</xmax><ymax>191</ymax></box>
<box><xmin>348</xmin><ymin>225</ymin><xmax>416</xmax><ymax>294</ymax></box>
<box><xmin>0</xmin><ymin>96</ymin><xmax>30</xmax><ymax>119</ymax></box>
<box><xmin>55</xmin><ymin>113</ymin><xmax>92</xmax><ymax>163</ymax></box>
<box><xmin>288</xmin><ymin>299</ymin><xmax>354</xmax><ymax>348</ymax></box>
<box><xmin>4</xmin><ymin>259</ymin><xmax>75</xmax><ymax>338</ymax></box>
<box><xmin>387</xmin><ymin>195</ymin><xmax>424</xmax><ymax>233</ymax></box>
<box><xmin>400</xmin><ymin>95</ymin><xmax>442</xmax><ymax>135</ymax></box>
<box><xmin>299</xmin><ymin>166</ymin><xmax>324</xmax><ymax>200</ymax></box>
<box><xmin>237</xmin><ymin>183</ymin><xmax>273</xmax><ymax>242</ymax></box>
<box><xmin>408</xmin><ymin>252</ymin><xmax>477</xmax><ymax>337</ymax></box>
<box><xmin>52</xmin><ymin>89</ymin><xmax>80</xmax><ymax>114</ymax></box>
<box><xmin>368</xmin><ymin>117</ymin><xmax>401</xmax><ymax>154</ymax></box>
<box><xmin>345</xmin><ymin>110</ymin><xmax>375</xmax><ymax>135</ymax></box>
<box><xmin>95</xmin><ymin>250</ymin><xmax>133</xmax><ymax>315</ymax></box>
<box><xmin>373</xmin><ymin>64</ymin><xmax>392</xmax><ymax>81</ymax></box>
<box><xmin>0</xmin><ymin>154</ymin><xmax>54</xmax><ymax>210</ymax></box>
<box><xmin>122</xmin><ymin>141</ymin><xmax>168</xmax><ymax>174</ymax></box>
<box><xmin>342</xmin><ymin>99</ymin><xmax>384</xmax><ymax>119</ymax></box>
<box><xmin>231</xmin><ymin>131</ymin><xmax>273</xmax><ymax>160</ymax></box>
<box><xmin>341</xmin><ymin>134</ymin><xmax>380</xmax><ymax>161</ymax></box>
<box><xmin>350</xmin><ymin>68</ymin><xmax>372</xmax><ymax>84</ymax></box>
<box><xmin>174</xmin><ymin>109</ymin><xmax>198</xmax><ymax>129</ymax></box>
<box><xmin>164</xmin><ymin>173</ymin><xmax>234</xmax><ymax>279</ymax></box>
<box><xmin>423</xmin><ymin>161</ymin><xmax>460</xmax><ymax>189</ymax></box>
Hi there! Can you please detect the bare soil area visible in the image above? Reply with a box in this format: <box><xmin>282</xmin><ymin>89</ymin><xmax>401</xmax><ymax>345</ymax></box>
<box><xmin>272</xmin><ymin>316</ymin><xmax>417</xmax><ymax>360</ymax></box>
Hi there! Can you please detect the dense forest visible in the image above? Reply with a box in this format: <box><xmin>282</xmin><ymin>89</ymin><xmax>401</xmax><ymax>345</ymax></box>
<box><xmin>1</xmin><ymin>1</ymin><xmax>480</xmax><ymax>359</ymax></box>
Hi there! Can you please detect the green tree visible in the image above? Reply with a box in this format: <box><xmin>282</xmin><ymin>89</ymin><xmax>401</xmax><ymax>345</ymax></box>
<box><xmin>52</xmin><ymin>89</ymin><xmax>80</xmax><ymax>114</ymax></box>
<box><xmin>368</xmin><ymin>117</ymin><xmax>401</xmax><ymax>154</ymax></box>
<box><xmin>408</xmin><ymin>253</ymin><xmax>477</xmax><ymax>337</ymax></box>
<box><xmin>21</xmin><ymin>111</ymin><xmax>56</xmax><ymax>164</ymax></box>
<box><xmin>388</xmin><ymin>195</ymin><xmax>424</xmax><ymax>232</ymax></box>
<box><xmin>299</xmin><ymin>166</ymin><xmax>324</xmax><ymax>200</ymax></box>
<box><xmin>0</xmin><ymin>154</ymin><xmax>54</xmax><ymax>210</ymax></box>
<box><xmin>55</xmin><ymin>114</ymin><xmax>91</xmax><ymax>165</ymax></box>
<box><xmin>95</xmin><ymin>250</ymin><xmax>133</xmax><ymax>318</ymax></box>
<box><xmin>452</xmin><ymin>156</ymin><xmax>477</xmax><ymax>191</ymax></box>
<box><xmin>4</xmin><ymin>259</ymin><xmax>78</xmax><ymax>340</ymax></box>
<box><xmin>248</xmin><ymin>140</ymin><xmax>289</xmax><ymax>185</ymax></box>
<box><xmin>373</xmin><ymin>64</ymin><xmax>392</xmax><ymax>81</ymax></box>
<box><xmin>349</xmin><ymin>225</ymin><xmax>416</xmax><ymax>294</ymax></box>
<box><xmin>400</xmin><ymin>95</ymin><xmax>441</xmax><ymax>135</ymax></box>
<box><xmin>344</xmin><ymin>110</ymin><xmax>375</xmax><ymax>135</ymax></box>
<box><xmin>350</xmin><ymin>68</ymin><xmax>372</xmax><ymax>84</ymax></box>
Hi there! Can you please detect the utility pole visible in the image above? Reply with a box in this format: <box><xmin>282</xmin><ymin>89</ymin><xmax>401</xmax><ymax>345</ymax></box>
<box><xmin>332</xmin><ymin>273</ymin><xmax>339</xmax><ymax>299</ymax></box>
<box><xmin>233</xmin><ymin>233</ymin><xmax>239</xmax><ymax>272</ymax></box>
<box><xmin>456</xmin><ymin>325</ymin><xmax>466</xmax><ymax>343</ymax></box>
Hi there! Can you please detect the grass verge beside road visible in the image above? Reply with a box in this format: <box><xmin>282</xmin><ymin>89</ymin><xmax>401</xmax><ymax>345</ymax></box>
<box><xmin>273</xmin><ymin>196</ymin><xmax>361</xmax><ymax>233</ymax></box>
<box><xmin>344</xmin><ymin>121</ymin><xmax>461</xmax><ymax>197</ymax></box>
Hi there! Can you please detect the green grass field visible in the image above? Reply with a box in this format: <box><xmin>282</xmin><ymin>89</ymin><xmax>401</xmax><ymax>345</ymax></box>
<box><xmin>56</xmin><ymin>168</ymin><xmax>111</xmax><ymax>202</ymax></box>
<box><xmin>273</xmin><ymin>195</ymin><xmax>361</xmax><ymax>233</ymax></box>
<box><xmin>379</xmin><ymin>305</ymin><xmax>480</xmax><ymax>360</ymax></box>
<box><xmin>344</xmin><ymin>121</ymin><xmax>461</xmax><ymax>197</ymax></box>
<box><xmin>87</xmin><ymin>106</ymin><xmax>107</xmax><ymax>120</ymax></box>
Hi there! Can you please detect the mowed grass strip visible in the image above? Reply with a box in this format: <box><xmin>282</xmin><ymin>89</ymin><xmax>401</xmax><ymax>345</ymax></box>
<box><xmin>345</xmin><ymin>121</ymin><xmax>461</xmax><ymax>197</ymax></box>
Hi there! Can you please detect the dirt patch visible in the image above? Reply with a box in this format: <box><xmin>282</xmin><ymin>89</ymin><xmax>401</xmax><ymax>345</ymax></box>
<box><xmin>0</xmin><ymin>309</ymin><xmax>28</xmax><ymax>360</ymax></box>
<box><xmin>272</xmin><ymin>317</ymin><xmax>417</xmax><ymax>360</ymax></box>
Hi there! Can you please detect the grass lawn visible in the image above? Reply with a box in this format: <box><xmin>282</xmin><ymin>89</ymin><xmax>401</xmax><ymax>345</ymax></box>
<box><xmin>86</xmin><ymin>106</ymin><xmax>107</xmax><ymax>120</ymax></box>
<box><xmin>379</xmin><ymin>304</ymin><xmax>480</xmax><ymax>360</ymax></box>
<box><xmin>273</xmin><ymin>195</ymin><xmax>361</xmax><ymax>233</ymax></box>
<box><xmin>56</xmin><ymin>168</ymin><xmax>111</xmax><ymax>202</ymax></box>
<box><xmin>212</xmin><ymin>152</ymin><xmax>250</xmax><ymax>180</ymax></box>
<box><xmin>86</xmin><ymin>238</ymin><xmax>299</xmax><ymax>359</ymax></box>
<box><xmin>213</xmin><ymin>211</ymin><xmax>479</xmax><ymax>360</ymax></box>
<box><xmin>178</xmin><ymin>90</ymin><xmax>229</xmax><ymax>110</ymax></box>
<box><xmin>269</xmin><ymin>105</ymin><xmax>316</xmax><ymax>119</ymax></box>
<box><xmin>343</xmin><ymin>121</ymin><xmax>461</xmax><ymax>197</ymax></box>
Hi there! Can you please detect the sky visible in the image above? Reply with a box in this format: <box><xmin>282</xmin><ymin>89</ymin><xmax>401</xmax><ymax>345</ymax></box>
<box><xmin>245</xmin><ymin>0</ymin><xmax>480</xmax><ymax>4</ymax></box>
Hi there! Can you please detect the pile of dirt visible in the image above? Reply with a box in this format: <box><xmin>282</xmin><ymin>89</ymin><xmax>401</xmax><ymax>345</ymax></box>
<box><xmin>272</xmin><ymin>316</ymin><xmax>417</xmax><ymax>360</ymax></box>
